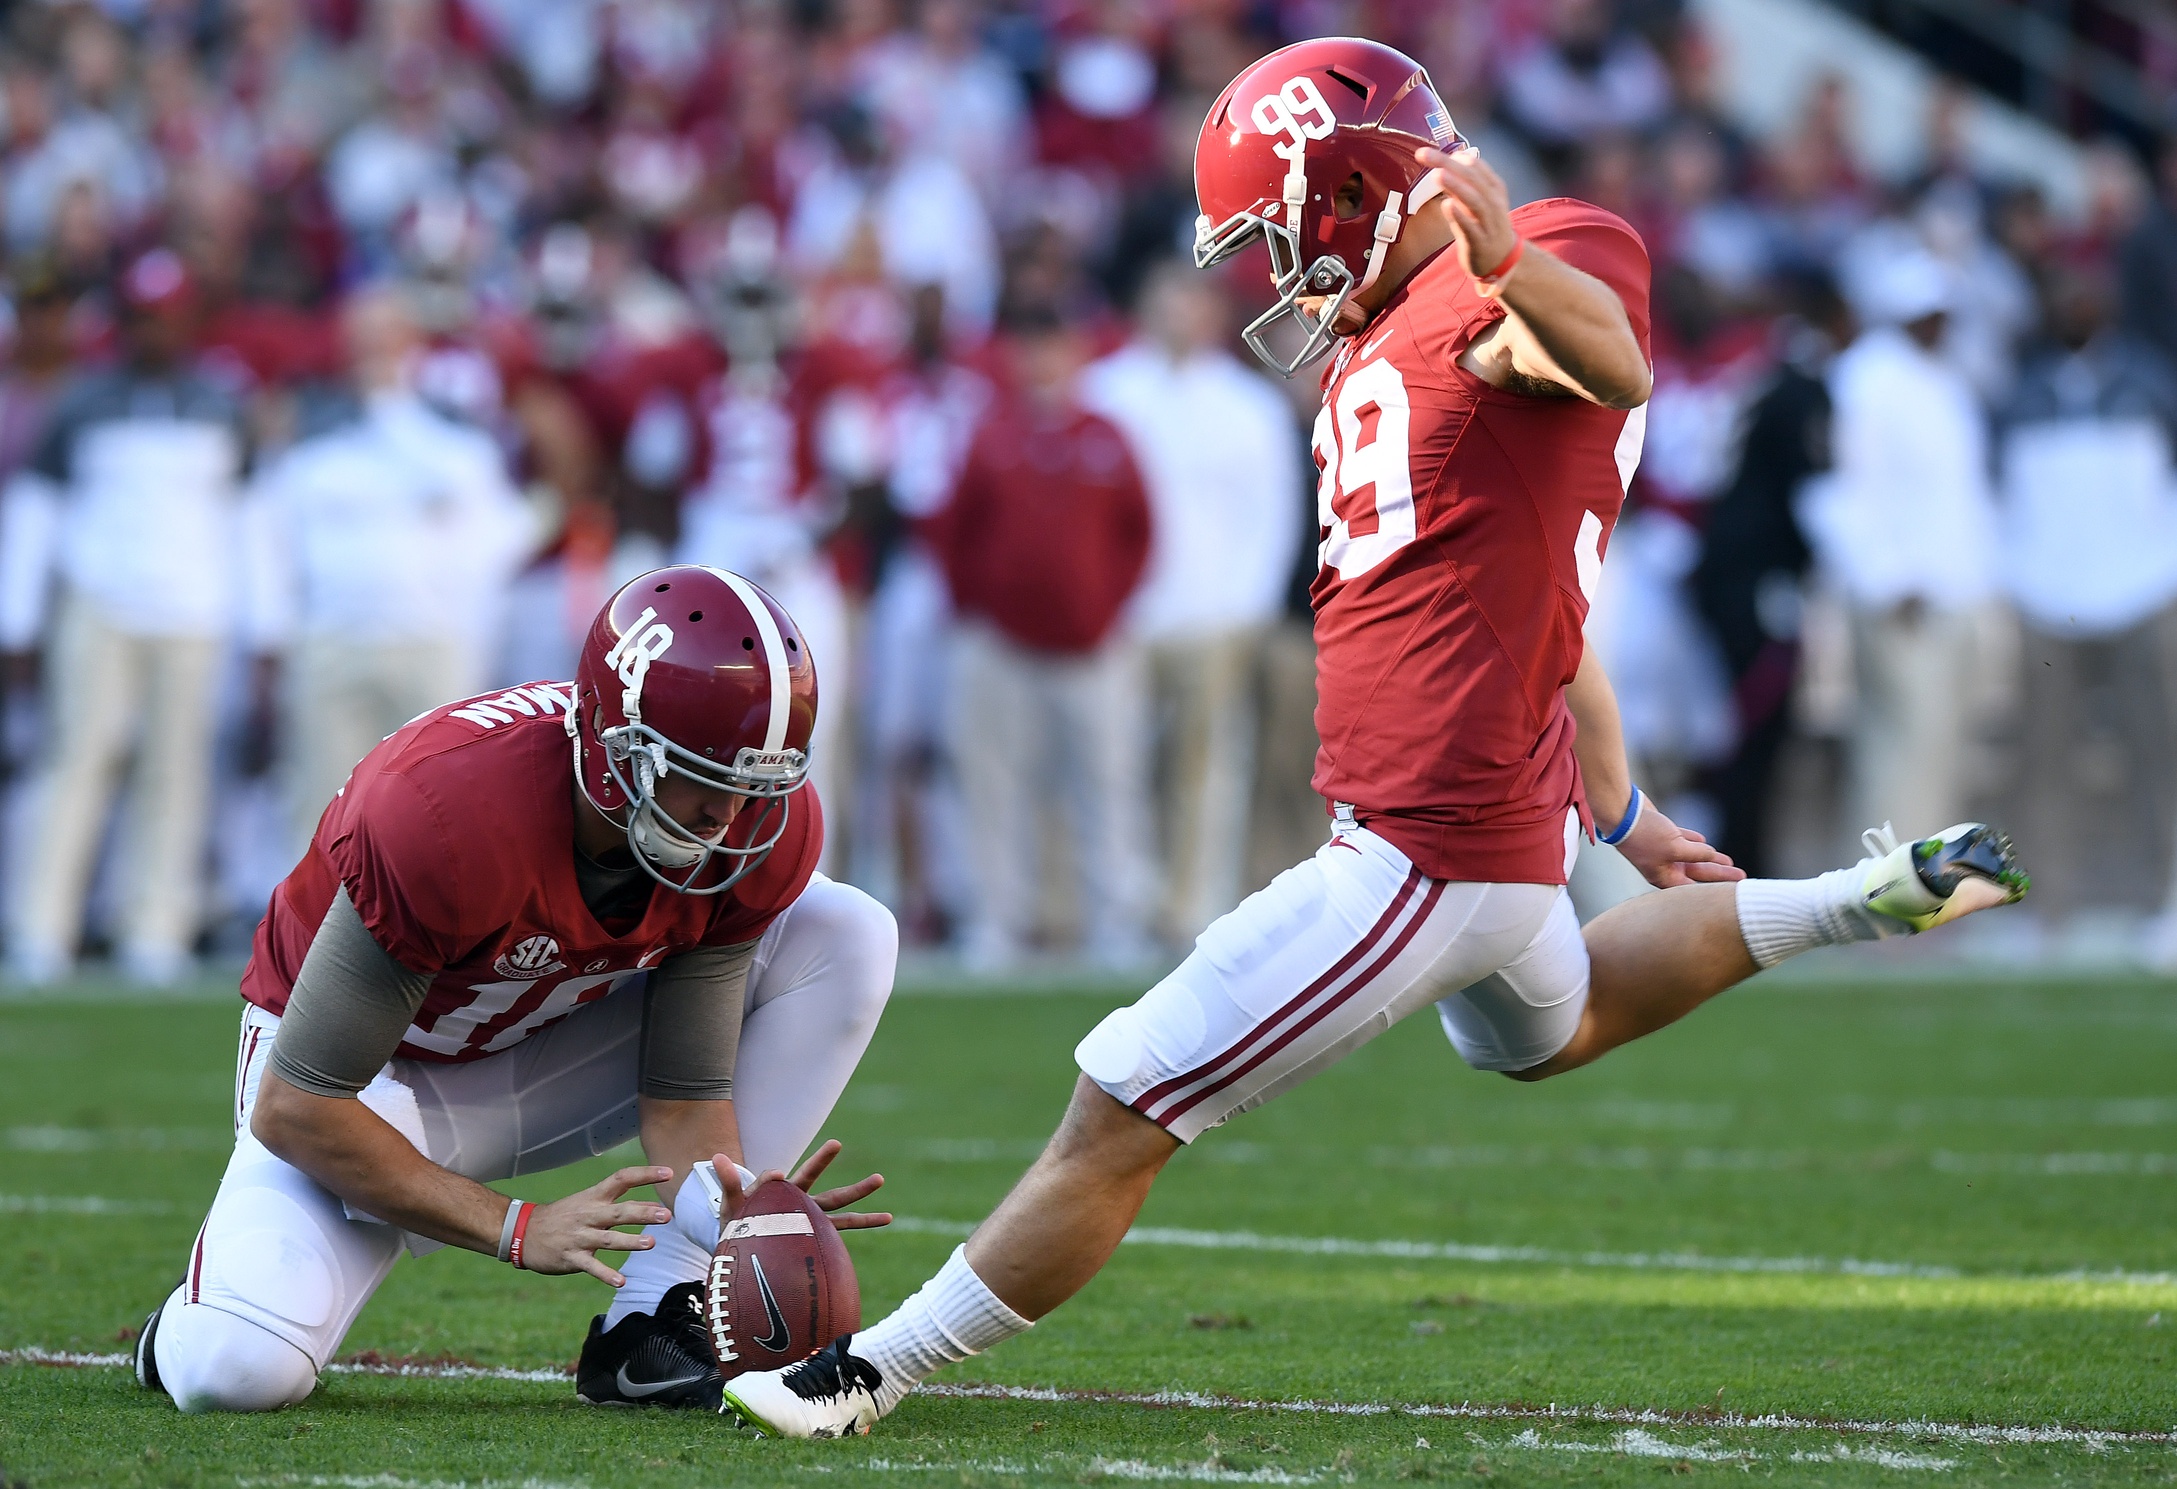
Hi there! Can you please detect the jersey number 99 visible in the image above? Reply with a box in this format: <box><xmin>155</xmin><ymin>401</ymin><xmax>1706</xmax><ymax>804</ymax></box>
<box><xmin>1313</xmin><ymin>359</ymin><xmax>1415</xmax><ymax>581</ymax></box>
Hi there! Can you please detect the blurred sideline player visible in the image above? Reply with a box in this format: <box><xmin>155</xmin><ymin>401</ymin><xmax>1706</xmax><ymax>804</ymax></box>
<box><xmin>723</xmin><ymin>38</ymin><xmax>2029</xmax><ymax>1437</ymax></box>
<box><xmin>136</xmin><ymin>565</ymin><xmax>897</xmax><ymax>1414</ymax></box>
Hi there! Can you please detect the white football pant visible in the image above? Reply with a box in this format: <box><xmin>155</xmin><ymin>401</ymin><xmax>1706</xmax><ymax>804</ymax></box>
<box><xmin>1078</xmin><ymin>812</ymin><xmax>1591</xmax><ymax>1143</ymax></box>
<box><xmin>153</xmin><ymin>874</ymin><xmax>895</xmax><ymax>1412</ymax></box>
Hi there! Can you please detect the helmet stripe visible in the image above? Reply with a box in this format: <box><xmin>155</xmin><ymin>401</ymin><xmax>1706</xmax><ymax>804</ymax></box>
<box><xmin>710</xmin><ymin>568</ymin><xmax>793</xmax><ymax>753</ymax></box>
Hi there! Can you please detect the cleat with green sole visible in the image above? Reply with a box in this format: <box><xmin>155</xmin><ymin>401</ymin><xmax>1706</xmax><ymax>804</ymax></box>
<box><xmin>1861</xmin><ymin>822</ymin><xmax>2030</xmax><ymax>932</ymax></box>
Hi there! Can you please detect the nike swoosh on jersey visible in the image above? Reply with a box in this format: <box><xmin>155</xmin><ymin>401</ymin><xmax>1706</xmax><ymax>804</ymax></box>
<box><xmin>751</xmin><ymin>1254</ymin><xmax>792</xmax><ymax>1353</ymax></box>
<box><xmin>614</xmin><ymin>1363</ymin><xmax>713</xmax><ymax>1398</ymax></box>
<box><xmin>1359</xmin><ymin>328</ymin><xmax>1397</xmax><ymax>360</ymax></box>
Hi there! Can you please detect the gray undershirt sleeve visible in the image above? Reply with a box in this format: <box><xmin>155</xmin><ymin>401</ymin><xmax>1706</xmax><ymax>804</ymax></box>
<box><xmin>267</xmin><ymin>887</ymin><xmax>437</xmax><ymax>1099</ymax></box>
<box><xmin>639</xmin><ymin>941</ymin><xmax>758</xmax><ymax>1101</ymax></box>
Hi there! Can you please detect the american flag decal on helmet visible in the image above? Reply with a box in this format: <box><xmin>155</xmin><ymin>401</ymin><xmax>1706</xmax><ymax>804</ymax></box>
<box><xmin>1424</xmin><ymin>105</ymin><xmax>1455</xmax><ymax>147</ymax></box>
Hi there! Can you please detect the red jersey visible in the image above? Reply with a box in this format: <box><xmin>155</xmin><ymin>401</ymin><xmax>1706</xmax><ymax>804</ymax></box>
<box><xmin>1309</xmin><ymin>199</ymin><xmax>1651</xmax><ymax>885</ymax></box>
<box><xmin>933</xmin><ymin>399</ymin><xmax>1152</xmax><ymax>654</ymax></box>
<box><xmin>241</xmin><ymin>684</ymin><xmax>822</xmax><ymax>1061</ymax></box>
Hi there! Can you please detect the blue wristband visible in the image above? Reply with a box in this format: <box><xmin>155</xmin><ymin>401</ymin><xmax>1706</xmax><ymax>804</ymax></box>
<box><xmin>1598</xmin><ymin>785</ymin><xmax>1642</xmax><ymax>846</ymax></box>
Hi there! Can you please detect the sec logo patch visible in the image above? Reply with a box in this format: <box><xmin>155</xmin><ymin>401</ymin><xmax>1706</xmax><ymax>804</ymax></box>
<box><xmin>493</xmin><ymin>935</ymin><xmax>566</xmax><ymax>980</ymax></box>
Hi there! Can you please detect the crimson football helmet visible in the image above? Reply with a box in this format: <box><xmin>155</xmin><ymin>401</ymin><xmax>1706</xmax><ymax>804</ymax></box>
<box><xmin>1193</xmin><ymin>38</ymin><xmax>1463</xmax><ymax>376</ymax></box>
<box><xmin>568</xmin><ymin>566</ymin><xmax>817</xmax><ymax>894</ymax></box>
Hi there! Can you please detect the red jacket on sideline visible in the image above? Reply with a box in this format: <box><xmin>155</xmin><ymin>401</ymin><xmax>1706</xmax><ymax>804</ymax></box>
<box><xmin>931</xmin><ymin>397</ymin><xmax>1152</xmax><ymax>654</ymax></box>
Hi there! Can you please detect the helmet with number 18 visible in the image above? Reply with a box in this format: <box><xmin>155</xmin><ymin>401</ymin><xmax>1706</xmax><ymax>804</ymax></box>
<box><xmin>568</xmin><ymin>565</ymin><xmax>817</xmax><ymax>894</ymax></box>
<box><xmin>1193</xmin><ymin>38</ymin><xmax>1463</xmax><ymax>377</ymax></box>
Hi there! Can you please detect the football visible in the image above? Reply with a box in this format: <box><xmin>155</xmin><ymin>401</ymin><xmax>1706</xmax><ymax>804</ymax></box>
<box><xmin>705</xmin><ymin>1178</ymin><xmax>861</xmax><ymax>1380</ymax></box>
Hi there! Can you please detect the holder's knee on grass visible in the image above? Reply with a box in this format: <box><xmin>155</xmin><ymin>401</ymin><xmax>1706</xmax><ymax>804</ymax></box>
<box><xmin>154</xmin><ymin>1290</ymin><xmax>317</xmax><ymax>1413</ymax></box>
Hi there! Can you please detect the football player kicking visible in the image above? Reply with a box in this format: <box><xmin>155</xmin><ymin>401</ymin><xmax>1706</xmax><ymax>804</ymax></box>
<box><xmin>136</xmin><ymin>566</ymin><xmax>897</xmax><ymax>1413</ymax></box>
<box><xmin>722</xmin><ymin>38</ymin><xmax>2029</xmax><ymax>1438</ymax></box>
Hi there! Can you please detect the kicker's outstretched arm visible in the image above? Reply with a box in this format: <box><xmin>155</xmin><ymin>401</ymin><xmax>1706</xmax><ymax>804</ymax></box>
<box><xmin>1418</xmin><ymin>146</ymin><xmax>1652</xmax><ymax>409</ymax></box>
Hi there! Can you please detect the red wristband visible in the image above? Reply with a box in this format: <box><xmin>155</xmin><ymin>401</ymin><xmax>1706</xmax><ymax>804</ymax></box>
<box><xmin>507</xmin><ymin>1201</ymin><xmax>537</xmax><ymax>1270</ymax></box>
<box><xmin>1474</xmin><ymin>236</ymin><xmax>1525</xmax><ymax>295</ymax></box>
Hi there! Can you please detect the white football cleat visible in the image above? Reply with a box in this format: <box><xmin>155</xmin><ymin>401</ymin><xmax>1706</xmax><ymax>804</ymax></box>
<box><xmin>720</xmin><ymin>1335</ymin><xmax>888</xmax><ymax>1438</ymax></box>
<box><xmin>1859</xmin><ymin>822</ymin><xmax>2029</xmax><ymax>932</ymax></box>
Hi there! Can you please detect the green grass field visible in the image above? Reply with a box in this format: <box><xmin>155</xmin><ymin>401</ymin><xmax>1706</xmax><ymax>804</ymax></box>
<box><xmin>5</xmin><ymin>970</ymin><xmax>2177</xmax><ymax>1486</ymax></box>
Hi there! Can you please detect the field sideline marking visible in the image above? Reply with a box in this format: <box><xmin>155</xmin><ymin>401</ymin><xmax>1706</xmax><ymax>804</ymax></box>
<box><xmin>7</xmin><ymin>1348</ymin><xmax>2170</xmax><ymax>1450</ymax></box>
<box><xmin>887</xmin><ymin>1216</ymin><xmax>2177</xmax><ymax>1287</ymax></box>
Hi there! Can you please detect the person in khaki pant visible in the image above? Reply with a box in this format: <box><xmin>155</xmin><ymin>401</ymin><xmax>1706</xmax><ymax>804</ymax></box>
<box><xmin>240</xmin><ymin>286</ymin><xmax>536</xmax><ymax>850</ymax></box>
<box><xmin>1080</xmin><ymin>263</ymin><xmax>1305</xmax><ymax>947</ymax></box>
<box><xmin>0</xmin><ymin>250</ymin><xmax>247</xmax><ymax>985</ymax></box>
<box><xmin>929</xmin><ymin>308</ymin><xmax>1156</xmax><ymax>970</ymax></box>
<box><xmin>1802</xmin><ymin>248</ymin><xmax>1999</xmax><ymax>843</ymax></box>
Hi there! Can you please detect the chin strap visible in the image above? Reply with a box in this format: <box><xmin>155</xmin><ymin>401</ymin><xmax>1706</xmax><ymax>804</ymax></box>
<box><xmin>1357</xmin><ymin>189</ymin><xmax>1405</xmax><ymax>294</ymax></box>
<box><xmin>1357</xmin><ymin>166</ymin><xmax>1449</xmax><ymax>294</ymax></box>
<box><xmin>1281</xmin><ymin>144</ymin><xmax>1308</xmax><ymax>235</ymax></box>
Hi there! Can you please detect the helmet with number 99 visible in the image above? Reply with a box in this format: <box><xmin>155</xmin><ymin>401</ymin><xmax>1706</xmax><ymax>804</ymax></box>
<box><xmin>1194</xmin><ymin>38</ymin><xmax>1463</xmax><ymax>377</ymax></box>
<box><xmin>567</xmin><ymin>566</ymin><xmax>817</xmax><ymax>894</ymax></box>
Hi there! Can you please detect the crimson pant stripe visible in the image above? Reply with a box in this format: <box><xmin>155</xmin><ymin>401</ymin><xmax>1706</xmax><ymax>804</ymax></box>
<box><xmin>234</xmin><ymin>1024</ymin><xmax>261</xmax><ymax>1131</ymax></box>
<box><xmin>1130</xmin><ymin>866</ymin><xmax>1425</xmax><ymax>1122</ymax></box>
<box><xmin>187</xmin><ymin>1224</ymin><xmax>207</xmax><ymax>1305</ymax></box>
<box><xmin>1151</xmin><ymin>878</ymin><xmax>1448</xmax><ymax>1129</ymax></box>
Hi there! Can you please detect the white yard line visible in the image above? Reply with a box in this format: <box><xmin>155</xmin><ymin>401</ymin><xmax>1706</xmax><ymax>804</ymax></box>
<box><xmin>8</xmin><ymin>1348</ymin><xmax>2165</xmax><ymax>1452</ymax></box>
<box><xmin>908</xmin><ymin>1135</ymin><xmax>2177</xmax><ymax>1177</ymax></box>
<box><xmin>1079</xmin><ymin>1462</ymin><xmax>1325</xmax><ymax>1483</ymax></box>
<box><xmin>0</xmin><ymin>1194</ymin><xmax>173</xmax><ymax>1215</ymax></box>
<box><xmin>887</xmin><ymin>1215</ymin><xmax>2177</xmax><ymax>1287</ymax></box>
<box><xmin>917</xmin><ymin>1383</ymin><xmax>2169</xmax><ymax>1451</ymax></box>
<box><xmin>6</xmin><ymin>1125</ymin><xmax>229</xmax><ymax>1151</ymax></box>
<box><xmin>237</xmin><ymin>1477</ymin><xmax>593</xmax><ymax>1488</ymax></box>
<box><xmin>0</xmin><ymin>1347</ymin><xmax>571</xmax><ymax>1383</ymax></box>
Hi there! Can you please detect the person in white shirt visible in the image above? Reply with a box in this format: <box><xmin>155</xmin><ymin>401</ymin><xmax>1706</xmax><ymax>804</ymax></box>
<box><xmin>0</xmin><ymin>250</ymin><xmax>248</xmax><ymax>985</ymax></box>
<box><xmin>786</xmin><ymin>108</ymin><xmax>1000</xmax><ymax>340</ymax></box>
<box><xmin>854</xmin><ymin>0</ymin><xmax>1028</xmax><ymax>208</ymax></box>
<box><xmin>1080</xmin><ymin>261</ymin><xmax>1303</xmax><ymax>944</ymax></box>
<box><xmin>1803</xmin><ymin>247</ymin><xmax>2000</xmax><ymax>842</ymax></box>
<box><xmin>241</xmin><ymin>284</ymin><xmax>537</xmax><ymax>852</ymax></box>
<box><xmin>1995</xmin><ymin>267</ymin><xmax>2177</xmax><ymax>927</ymax></box>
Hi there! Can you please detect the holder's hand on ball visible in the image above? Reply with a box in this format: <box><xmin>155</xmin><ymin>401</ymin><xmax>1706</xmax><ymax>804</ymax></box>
<box><xmin>712</xmin><ymin>1141</ymin><xmax>891</xmax><ymax>1231</ymax></box>
<box><xmin>524</xmin><ymin>1165</ymin><xmax>675</xmax><ymax>1285</ymax></box>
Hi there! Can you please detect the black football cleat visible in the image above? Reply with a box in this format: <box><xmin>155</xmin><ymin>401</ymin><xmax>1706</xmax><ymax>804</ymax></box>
<box><xmin>575</xmin><ymin>1281</ymin><xmax>725</xmax><ymax>1409</ymax></box>
<box><xmin>134</xmin><ymin>1295</ymin><xmax>167</xmax><ymax>1394</ymax></box>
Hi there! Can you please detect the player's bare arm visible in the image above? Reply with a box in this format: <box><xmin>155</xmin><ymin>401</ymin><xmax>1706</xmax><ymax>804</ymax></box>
<box><xmin>640</xmin><ymin>1094</ymin><xmax>747</xmax><ymax>1198</ymax></box>
<box><xmin>1419</xmin><ymin>147</ymin><xmax>1652</xmax><ymax>409</ymax></box>
<box><xmin>1297</xmin><ymin>149</ymin><xmax>1648</xmax><ymax>407</ymax></box>
<box><xmin>1564</xmin><ymin>645</ymin><xmax>1743</xmax><ymax>889</ymax></box>
<box><xmin>252</xmin><ymin>1074</ymin><xmax>673</xmax><ymax>1284</ymax></box>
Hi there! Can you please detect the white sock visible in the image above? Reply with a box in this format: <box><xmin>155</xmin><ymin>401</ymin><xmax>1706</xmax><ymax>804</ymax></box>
<box><xmin>1735</xmin><ymin>864</ymin><xmax>1907</xmax><ymax>969</ymax></box>
<box><xmin>851</xmin><ymin>1245</ymin><xmax>1032</xmax><ymax>1410</ymax></box>
<box><xmin>604</xmin><ymin>1168</ymin><xmax>726</xmax><ymax>1329</ymax></box>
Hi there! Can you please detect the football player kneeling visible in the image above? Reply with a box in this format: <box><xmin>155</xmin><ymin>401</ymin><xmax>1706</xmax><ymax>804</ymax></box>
<box><xmin>139</xmin><ymin>567</ymin><xmax>894</xmax><ymax>1413</ymax></box>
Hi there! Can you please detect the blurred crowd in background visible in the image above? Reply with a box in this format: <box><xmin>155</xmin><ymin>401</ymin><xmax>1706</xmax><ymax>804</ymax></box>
<box><xmin>0</xmin><ymin>0</ymin><xmax>2173</xmax><ymax>986</ymax></box>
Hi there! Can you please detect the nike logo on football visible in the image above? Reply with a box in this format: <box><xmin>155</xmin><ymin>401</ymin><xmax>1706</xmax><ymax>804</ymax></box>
<box><xmin>614</xmin><ymin>1363</ymin><xmax>712</xmax><ymax>1399</ymax></box>
<box><xmin>751</xmin><ymin>1254</ymin><xmax>792</xmax><ymax>1353</ymax></box>
<box><xmin>1360</xmin><ymin>327</ymin><xmax>1397</xmax><ymax>360</ymax></box>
